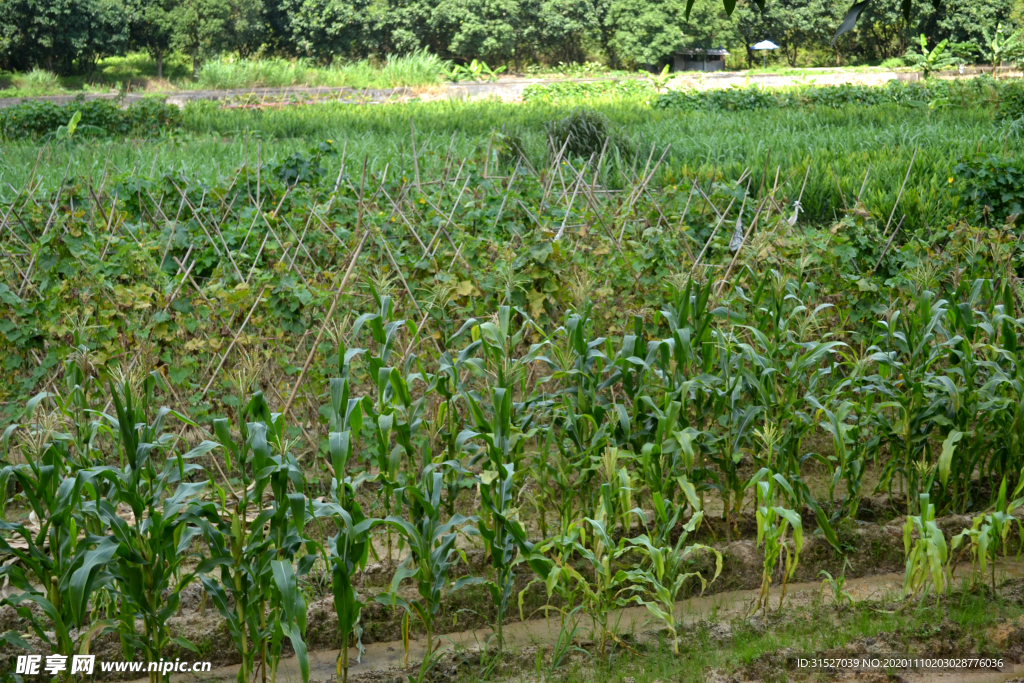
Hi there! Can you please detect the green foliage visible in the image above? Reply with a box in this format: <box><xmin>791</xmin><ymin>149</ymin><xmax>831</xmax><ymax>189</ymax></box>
<box><xmin>953</xmin><ymin>154</ymin><xmax>1024</xmax><ymax>224</ymax></box>
<box><xmin>997</xmin><ymin>81</ymin><xmax>1024</xmax><ymax>122</ymax></box>
<box><xmin>442</xmin><ymin>58</ymin><xmax>506</xmax><ymax>82</ymax></box>
<box><xmin>752</xmin><ymin>467</ymin><xmax>804</xmax><ymax>616</ymax></box>
<box><xmin>277</xmin><ymin>0</ymin><xmax>379</xmax><ymax>63</ymax></box>
<box><xmin>523</xmin><ymin>79</ymin><xmax>653</xmax><ymax>103</ymax></box>
<box><xmin>606</xmin><ymin>0</ymin><xmax>691</xmax><ymax>67</ymax></box>
<box><xmin>903</xmin><ymin>494</ymin><xmax>949</xmax><ymax>600</ymax></box>
<box><xmin>903</xmin><ymin>34</ymin><xmax>957</xmax><ymax>76</ymax></box>
<box><xmin>544</xmin><ymin>106</ymin><xmax>630</xmax><ymax>160</ymax></box>
<box><xmin>656</xmin><ymin>77</ymin><xmax>1011</xmax><ymax>112</ymax></box>
<box><xmin>0</xmin><ymin>98</ymin><xmax>180</xmax><ymax>140</ymax></box>
<box><xmin>980</xmin><ymin>23</ymin><xmax>1024</xmax><ymax>67</ymax></box>
<box><xmin>622</xmin><ymin>513</ymin><xmax>722</xmax><ymax>653</ymax></box>
<box><xmin>0</xmin><ymin>0</ymin><xmax>129</xmax><ymax>74</ymax></box>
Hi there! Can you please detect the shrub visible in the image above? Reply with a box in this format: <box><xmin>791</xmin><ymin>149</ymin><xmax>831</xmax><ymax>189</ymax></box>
<box><xmin>997</xmin><ymin>82</ymin><xmax>1024</xmax><ymax>123</ymax></box>
<box><xmin>0</xmin><ymin>98</ymin><xmax>180</xmax><ymax>140</ymax></box>
<box><xmin>11</xmin><ymin>68</ymin><xmax>62</xmax><ymax>94</ymax></box>
<box><xmin>545</xmin><ymin>107</ymin><xmax>629</xmax><ymax>161</ymax></box>
<box><xmin>523</xmin><ymin>79</ymin><xmax>653</xmax><ymax>103</ymax></box>
<box><xmin>655</xmin><ymin>78</ymin><xmax>1008</xmax><ymax>112</ymax></box>
<box><xmin>953</xmin><ymin>154</ymin><xmax>1024</xmax><ymax>224</ymax></box>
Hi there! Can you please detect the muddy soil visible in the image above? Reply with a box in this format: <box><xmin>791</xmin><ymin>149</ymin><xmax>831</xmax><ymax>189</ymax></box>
<box><xmin>0</xmin><ymin>506</ymin><xmax>1013</xmax><ymax>682</ymax></box>
<box><xmin>125</xmin><ymin>564</ymin><xmax>1024</xmax><ymax>683</ymax></box>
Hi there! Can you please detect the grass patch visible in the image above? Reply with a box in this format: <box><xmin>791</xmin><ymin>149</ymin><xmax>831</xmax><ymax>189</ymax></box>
<box><xmin>513</xmin><ymin>592</ymin><xmax>1024</xmax><ymax>683</ymax></box>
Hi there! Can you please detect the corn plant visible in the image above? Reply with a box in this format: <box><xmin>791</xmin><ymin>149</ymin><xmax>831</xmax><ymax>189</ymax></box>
<box><xmin>459</xmin><ymin>383</ymin><xmax>536</xmax><ymax>657</ymax></box>
<box><xmin>96</xmin><ymin>379</ymin><xmax>220</xmax><ymax>679</ymax></box>
<box><xmin>527</xmin><ymin>463</ymin><xmax>644</xmax><ymax>659</ymax></box>
<box><xmin>950</xmin><ymin>478</ymin><xmax>1019</xmax><ymax>591</ymax></box>
<box><xmin>193</xmin><ymin>392</ymin><xmax>313</xmax><ymax>683</ymax></box>
<box><xmin>319</xmin><ymin>485</ymin><xmax>377</xmax><ymax>683</ymax></box>
<box><xmin>0</xmin><ymin>393</ymin><xmax>111</xmax><ymax>668</ymax></box>
<box><xmin>353</xmin><ymin>291</ymin><xmax>408</xmax><ymax>563</ymax></box>
<box><xmin>377</xmin><ymin>466</ymin><xmax>478</xmax><ymax>676</ymax></box>
<box><xmin>750</xmin><ymin>469</ymin><xmax>804</xmax><ymax>617</ymax></box>
<box><xmin>818</xmin><ymin>561</ymin><xmax>854</xmax><ymax>613</ymax></box>
<box><xmin>903</xmin><ymin>493</ymin><xmax>949</xmax><ymax>601</ymax></box>
<box><xmin>0</xmin><ymin>461</ymin><xmax>117</xmax><ymax>667</ymax></box>
<box><xmin>872</xmin><ymin>290</ymin><xmax>949</xmax><ymax>514</ymax></box>
<box><xmin>621</xmin><ymin>512</ymin><xmax>722</xmax><ymax>653</ymax></box>
<box><xmin>524</xmin><ymin>518</ymin><xmax>635</xmax><ymax>658</ymax></box>
<box><xmin>322</xmin><ymin>371</ymin><xmax>379</xmax><ymax>683</ymax></box>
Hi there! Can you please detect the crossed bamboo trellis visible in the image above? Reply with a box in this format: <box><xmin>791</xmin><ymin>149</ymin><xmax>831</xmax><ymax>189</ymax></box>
<box><xmin>0</xmin><ymin>131</ymin><xmax>918</xmax><ymax>452</ymax></box>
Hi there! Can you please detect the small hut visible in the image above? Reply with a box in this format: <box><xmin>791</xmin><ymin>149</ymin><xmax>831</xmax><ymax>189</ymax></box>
<box><xmin>673</xmin><ymin>48</ymin><xmax>730</xmax><ymax>72</ymax></box>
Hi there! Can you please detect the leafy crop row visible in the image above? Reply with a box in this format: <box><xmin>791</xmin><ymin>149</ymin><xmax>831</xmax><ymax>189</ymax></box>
<box><xmin>1</xmin><ymin>129</ymin><xmax>1024</xmax><ymax>680</ymax></box>
<box><xmin>0</xmin><ymin>98</ymin><xmax>181</xmax><ymax>140</ymax></box>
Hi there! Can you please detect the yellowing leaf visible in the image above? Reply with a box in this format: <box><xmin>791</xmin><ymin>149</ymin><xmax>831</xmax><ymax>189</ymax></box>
<box><xmin>527</xmin><ymin>289</ymin><xmax>546</xmax><ymax>318</ymax></box>
<box><xmin>455</xmin><ymin>280</ymin><xmax>480</xmax><ymax>296</ymax></box>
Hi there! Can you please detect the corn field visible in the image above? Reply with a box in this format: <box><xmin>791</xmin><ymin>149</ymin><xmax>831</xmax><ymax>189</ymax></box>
<box><xmin>1</xmin><ymin>124</ymin><xmax>1024</xmax><ymax>681</ymax></box>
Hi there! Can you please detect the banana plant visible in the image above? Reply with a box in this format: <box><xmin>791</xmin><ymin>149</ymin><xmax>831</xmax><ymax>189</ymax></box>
<box><xmin>905</xmin><ymin>34</ymin><xmax>957</xmax><ymax>77</ymax></box>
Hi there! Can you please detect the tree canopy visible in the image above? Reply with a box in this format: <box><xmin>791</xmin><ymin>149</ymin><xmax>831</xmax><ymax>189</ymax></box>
<box><xmin>0</xmin><ymin>0</ymin><xmax>1019</xmax><ymax>75</ymax></box>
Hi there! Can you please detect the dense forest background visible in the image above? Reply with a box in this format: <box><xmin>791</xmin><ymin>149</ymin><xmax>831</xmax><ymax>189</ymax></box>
<box><xmin>1</xmin><ymin>0</ymin><xmax>1022</xmax><ymax>78</ymax></box>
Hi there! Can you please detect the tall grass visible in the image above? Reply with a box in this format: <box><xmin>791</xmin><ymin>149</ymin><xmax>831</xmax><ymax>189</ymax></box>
<box><xmin>195</xmin><ymin>51</ymin><xmax>448</xmax><ymax>90</ymax></box>
<box><xmin>0</xmin><ymin>98</ymin><xmax>1014</xmax><ymax>230</ymax></box>
<box><xmin>0</xmin><ymin>68</ymin><xmax>64</xmax><ymax>96</ymax></box>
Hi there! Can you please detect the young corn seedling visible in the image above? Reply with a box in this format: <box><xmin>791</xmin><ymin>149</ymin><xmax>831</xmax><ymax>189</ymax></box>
<box><xmin>750</xmin><ymin>468</ymin><xmax>804</xmax><ymax>618</ymax></box>
<box><xmin>622</xmin><ymin>511</ymin><xmax>722</xmax><ymax>653</ymax></box>
<box><xmin>819</xmin><ymin>560</ymin><xmax>854</xmax><ymax>613</ymax></box>
<box><xmin>950</xmin><ymin>479</ymin><xmax>1018</xmax><ymax>591</ymax></box>
<box><xmin>903</xmin><ymin>493</ymin><xmax>949</xmax><ymax>602</ymax></box>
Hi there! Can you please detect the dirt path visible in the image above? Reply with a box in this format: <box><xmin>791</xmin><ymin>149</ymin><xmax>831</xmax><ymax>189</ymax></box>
<box><xmin>4</xmin><ymin>66</ymin><xmax>1022</xmax><ymax>110</ymax></box>
<box><xmin>134</xmin><ymin>561</ymin><xmax>1024</xmax><ymax>683</ymax></box>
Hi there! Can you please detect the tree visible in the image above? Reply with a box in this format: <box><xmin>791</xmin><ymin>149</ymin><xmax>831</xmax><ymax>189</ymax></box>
<box><xmin>169</xmin><ymin>0</ymin><xmax>265</xmax><ymax>76</ymax></box>
<box><xmin>226</xmin><ymin>0</ymin><xmax>266</xmax><ymax>58</ymax></box>
<box><xmin>734</xmin><ymin>0</ymin><xmax>770</xmax><ymax>66</ymax></box>
<box><xmin>769</xmin><ymin>0</ymin><xmax>840</xmax><ymax>65</ymax></box>
<box><xmin>429</xmin><ymin>0</ymin><xmax>539</xmax><ymax>66</ymax></box>
<box><xmin>838</xmin><ymin>0</ymin><xmax>910</xmax><ymax>60</ymax></box>
<box><xmin>170</xmin><ymin>0</ymin><xmax>231</xmax><ymax>76</ymax></box>
<box><xmin>126</xmin><ymin>0</ymin><xmax>177</xmax><ymax>79</ymax></box>
<box><xmin>915</xmin><ymin>0</ymin><xmax>1015</xmax><ymax>53</ymax></box>
<box><xmin>537</xmin><ymin>0</ymin><xmax>598</xmax><ymax>64</ymax></box>
<box><xmin>679</xmin><ymin>0</ymin><xmax>741</xmax><ymax>57</ymax></box>
<box><xmin>279</xmin><ymin>0</ymin><xmax>378</xmax><ymax>62</ymax></box>
<box><xmin>607</xmin><ymin>0</ymin><xmax>690</xmax><ymax>67</ymax></box>
<box><xmin>0</xmin><ymin>0</ymin><xmax>128</xmax><ymax>74</ymax></box>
